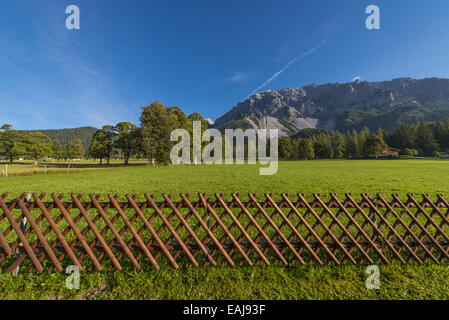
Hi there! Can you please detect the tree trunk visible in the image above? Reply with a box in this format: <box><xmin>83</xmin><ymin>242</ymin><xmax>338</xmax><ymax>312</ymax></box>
<box><xmin>9</xmin><ymin>157</ymin><xmax>13</xmax><ymax>164</ymax></box>
<box><xmin>107</xmin><ymin>157</ymin><xmax>110</xmax><ymax>166</ymax></box>
<box><xmin>99</xmin><ymin>158</ymin><xmax>103</xmax><ymax>165</ymax></box>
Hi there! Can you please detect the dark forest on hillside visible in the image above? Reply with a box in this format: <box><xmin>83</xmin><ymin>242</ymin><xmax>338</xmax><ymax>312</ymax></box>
<box><xmin>20</xmin><ymin>126</ymin><xmax>97</xmax><ymax>151</ymax></box>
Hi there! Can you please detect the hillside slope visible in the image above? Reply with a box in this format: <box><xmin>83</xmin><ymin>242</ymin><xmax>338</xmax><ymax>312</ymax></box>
<box><xmin>21</xmin><ymin>126</ymin><xmax>97</xmax><ymax>150</ymax></box>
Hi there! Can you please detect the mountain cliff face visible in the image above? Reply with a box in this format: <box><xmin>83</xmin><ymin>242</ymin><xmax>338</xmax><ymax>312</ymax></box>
<box><xmin>213</xmin><ymin>78</ymin><xmax>449</xmax><ymax>136</ymax></box>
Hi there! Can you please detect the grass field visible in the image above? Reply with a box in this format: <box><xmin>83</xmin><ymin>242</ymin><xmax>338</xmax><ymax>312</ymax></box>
<box><xmin>1</xmin><ymin>159</ymin><xmax>449</xmax><ymax>300</ymax></box>
<box><xmin>2</xmin><ymin>158</ymin><xmax>449</xmax><ymax>200</ymax></box>
<box><xmin>0</xmin><ymin>160</ymin><xmax>147</xmax><ymax>176</ymax></box>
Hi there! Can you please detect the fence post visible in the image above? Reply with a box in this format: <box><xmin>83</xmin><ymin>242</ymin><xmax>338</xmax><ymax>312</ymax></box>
<box><xmin>5</xmin><ymin>164</ymin><xmax>7</xmax><ymax>177</ymax></box>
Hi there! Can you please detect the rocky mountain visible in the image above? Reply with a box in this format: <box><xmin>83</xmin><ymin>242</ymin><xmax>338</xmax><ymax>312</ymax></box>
<box><xmin>213</xmin><ymin>77</ymin><xmax>449</xmax><ymax>136</ymax></box>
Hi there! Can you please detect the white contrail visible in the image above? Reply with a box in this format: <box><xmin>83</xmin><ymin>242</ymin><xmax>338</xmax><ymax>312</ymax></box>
<box><xmin>249</xmin><ymin>38</ymin><xmax>327</xmax><ymax>97</ymax></box>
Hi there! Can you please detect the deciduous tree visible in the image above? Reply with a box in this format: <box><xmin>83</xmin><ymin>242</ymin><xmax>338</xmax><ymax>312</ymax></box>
<box><xmin>21</xmin><ymin>132</ymin><xmax>52</xmax><ymax>161</ymax></box>
<box><xmin>113</xmin><ymin>122</ymin><xmax>139</xmax><ymax>165</ymax></box>
<box><xmin>87</xmin><ymin>126</ymin><xmax>115</xmax><ymax>165</ymax></box>
<box><xmin>50</xmin><ymin>139</ymin><xmax>64</xmax><ymax>160</ymax></box>
<box><xmin>140</xmin><ymin>101</ymin><xmax>174</xmax><ymax>164</ymax></box>
<box><xmin>362</xmin><ymin>133</ymin><xmax>387</xmax><ymax>157</ymax></box>
<box><xmin>0</xmin><ymin>125</ymin><xmax>24</xmax><ymax>163</ymax></box>
<box><xmin>65</xmin><ymin>138</ymin><xmax>84</xmax><ymax>160</ymax></box>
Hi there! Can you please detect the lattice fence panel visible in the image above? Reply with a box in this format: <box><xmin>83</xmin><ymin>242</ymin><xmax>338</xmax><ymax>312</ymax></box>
<box><xmin>0</xmin><ymin>192</ymin><xmax>448</xmax><ymax>273</ymax></box>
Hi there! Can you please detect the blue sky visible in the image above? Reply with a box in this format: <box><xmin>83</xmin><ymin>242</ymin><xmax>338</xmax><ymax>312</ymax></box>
<box><xmin>1</xmin><ymin>0</ymin><xmax>449</xmax><ymax>130</ymax></box>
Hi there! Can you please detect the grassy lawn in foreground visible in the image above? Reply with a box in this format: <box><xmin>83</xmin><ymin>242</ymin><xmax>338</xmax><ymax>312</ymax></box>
<box><xmin>1</xmin><ymin>264</ymin><xmax>449</xmax><ymax>300</ymax></box>
<box><xmin>1</xmin><ymin>159</ymin><xmax>449</xmax><ymax>300</ymax></box>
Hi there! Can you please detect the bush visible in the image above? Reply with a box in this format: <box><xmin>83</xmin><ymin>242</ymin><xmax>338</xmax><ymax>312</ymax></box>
<box><xmin>404</xmin><ymin>148</ymin><xmax>418</xmax><ymax>157</ymax></box>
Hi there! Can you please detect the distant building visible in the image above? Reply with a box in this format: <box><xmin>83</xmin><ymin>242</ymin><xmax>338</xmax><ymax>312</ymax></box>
<box><xmin>381</xmin><ymin>148</ymin><xmax>401</xmax><ymax>157</ymax></box>
<box><xmin>369</xmin><ymin>148</ymin><xmax>401</xmax><ymax>159</ymax></box>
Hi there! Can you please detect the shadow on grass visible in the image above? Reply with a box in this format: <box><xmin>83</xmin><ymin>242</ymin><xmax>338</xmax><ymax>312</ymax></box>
<box><xmin>0</xmin><ymin>161</ymin><xmax>149</xmax><ymax>169</ymax></box>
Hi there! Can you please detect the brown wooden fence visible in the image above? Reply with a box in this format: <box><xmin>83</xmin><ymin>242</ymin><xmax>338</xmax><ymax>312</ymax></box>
<box><xmin>1</xmin><ymin>192</ymin><xmax>449</xmax><ymax>273</ymax></box>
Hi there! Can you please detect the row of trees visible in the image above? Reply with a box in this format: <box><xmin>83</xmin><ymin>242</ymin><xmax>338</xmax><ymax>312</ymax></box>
<box><xmin>5</xmin><ymin>102</ymin><xmax>449</xmax><ymax>164</ymax></box>
<box><xmin>87</xmin><ymin>101</ymin><xmax>208</xmax><ymax>165</ymax></box>
<box><xmin>89</xmin><ymin>100</ymin><xmax>419</xmax><ymax>165</ymax></box>
<box><xmin>0</xmin><ymin>102</ymin><xmax>208</xmax><ymax>165</ymax></box>
<box><xmin>0</xmin><ymin>124</ymin><xmax>84</xmax><ymax>163</ymax></box>
<box><xmin>279</xmin><ymin>129</ymin><xmax>387</xmax><ymax>160</ymax></box>
<box><xmin>382</xmin><ymin>120</ymin><xmax>449</xmax><ymax>156</ymax></box>
<box><xmin>279</xmin><ymin>119</ymin><xmax>449</xmax><ymax>160</ymax></box>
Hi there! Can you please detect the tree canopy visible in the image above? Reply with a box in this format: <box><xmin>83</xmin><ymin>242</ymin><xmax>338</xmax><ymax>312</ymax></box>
<box><xmin>20</xmin><ymin>132</ymin><xmax>52</xmax><ymax>161</ymax></box>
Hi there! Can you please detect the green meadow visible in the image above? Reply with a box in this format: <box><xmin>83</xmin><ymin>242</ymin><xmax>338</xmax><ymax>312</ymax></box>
<box><xmin>2</xmin><ymin>158</ymin><xmax>449</xmax><ymax>200</ymax></box>
<box><xmin>1</xmin><ymin>159</ymin><xmax>449</xmax><ymax>300</ymax></box>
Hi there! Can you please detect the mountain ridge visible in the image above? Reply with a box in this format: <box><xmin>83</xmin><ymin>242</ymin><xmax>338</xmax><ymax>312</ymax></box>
<box><xmin>213</xmin><ymin>77</ymin><xmax>449</xmax><ymax>135</ymax></box>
